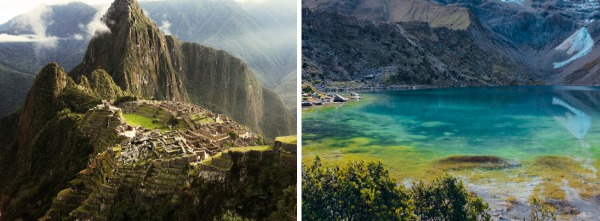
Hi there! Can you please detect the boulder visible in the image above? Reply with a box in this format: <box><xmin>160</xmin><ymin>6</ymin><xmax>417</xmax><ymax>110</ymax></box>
<box><xmin>333</xmin><ymin>94</ymin><xmax>347</xmax><ymax>102</ymax></box>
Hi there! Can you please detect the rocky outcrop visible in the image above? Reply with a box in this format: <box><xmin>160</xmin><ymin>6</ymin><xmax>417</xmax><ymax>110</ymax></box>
<box><xmin>303</xmin><ymin>0</ymin><xmax>473</xmax><ymax>30</ymax></box>
<box><xmin>69</xmin><ymin>0</ymin><xmax>294</xmax><ymax>139</ymax></box>
<box><xmin>79</xmin><ymin>69</ymin><xmax>125</xmax><ymax>99</ymax></box>
<box><xmin>16</xmin><ymin>63</ymin><xmax>70</xmax><ymax>173</ymax></box>
<box><xmin>69</xmin><ymin>0</ymin><xmax>188</xmax><ymax>102</ymax></box>
<box><xmin>302</xmin><ymin>9</ymin><xmax>533</xmax><ymax>88</ymax></box>
<box><xmin>171</xmin><ymin>40</ymin><xmax>296</xmax><ymax>139</ymax></box>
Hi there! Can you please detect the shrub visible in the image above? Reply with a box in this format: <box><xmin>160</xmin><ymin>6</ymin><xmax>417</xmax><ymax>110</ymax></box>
<box><xmin>302</xmin><ymin>83</ymin><xmax>316</xmax><ymax>94</ymax></box>
<box><xmin>529</xmin><ymin>195</ymin><xmax>556</xmax><ymax>221</ymax></box>
<box><xmin>228</xmin><ymin>130</ymin><xmax>239</xmax><ymax>139</ymax></box>
<box><xmin>302</xmin><ymin>157</ymin><xmax>415</xmax><ymax>220</ymax></box>
<box><xmin>57</xmin><ymin>86</ymin><xmax>101</xmax><ymax>113</ymax></box>
<box><xmin>410</xmin><ymin>175</ymin><xmax>491</xmax><ymax>221</ymax></box>
<box><xmin>302</xmin><ymin>157</ymin><xmax>492</xmax><ymax>221</ymax></box>
<box><xmin>113</xmin><ymin>96</ymin><xmax>138</xmax><ymax>105</ymax></box>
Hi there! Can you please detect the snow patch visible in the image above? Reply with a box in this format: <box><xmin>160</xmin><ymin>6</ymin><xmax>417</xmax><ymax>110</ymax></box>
<box><xmin>499</xmin><ymin>0</ymin><xmax>524</xmax><ymax>5</ymax></box>
<box><xmin>553</xmin><ymin>27</ymin><xmax>594</xmax><ymax>69</ymax></box>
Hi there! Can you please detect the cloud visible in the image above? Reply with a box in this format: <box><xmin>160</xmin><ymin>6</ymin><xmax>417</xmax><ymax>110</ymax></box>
<box><xmin>86</xmin><ymin>4</ymin><xmax>111</xmax><ymax>37</ymax></box>
<box><xmin>159</xmin><ymin>20</ymin><xmax>172</xmax><ymax>35</ymax></box>
<box><xmin>73</xmin><ymin>33</ymin><xmax>84</xmax><ymax>40</ymax></box>
<box><xmin>9</xmin><ymin>4</ymin><xmax>60</xmax><ymax>49</ymax></box>
<box><xmin>0</xmin><ymin>33</ymin><xmax>59</xmax><ymax>44</ymax></box>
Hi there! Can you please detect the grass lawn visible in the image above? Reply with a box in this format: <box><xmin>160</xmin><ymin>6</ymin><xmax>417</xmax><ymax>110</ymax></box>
<box><xmin>122</xmin><ymin>113</ymin><xmax>168</xmax><ymax>131</ymax></box>
<box><xmin>228</xmin><ymin>145</ymin><xmax>272</xmax><ymax>153</ymax></box>
<box><xmin>275</xmin><ymin>135</ymin><xmax>297</xmax><ymax>144</ymax></box>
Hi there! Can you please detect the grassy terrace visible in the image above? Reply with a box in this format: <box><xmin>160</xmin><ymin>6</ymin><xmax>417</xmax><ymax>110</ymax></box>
<box><xmin>275</xmin><ymin>136</ymin><xmax>297</xmax><ymax>144</ymax></box>
<box><xmin>227</xmin><ymin>145</ymin><xmax>272</xmax><ymax>153</ymax></box>
<box><xmin>120</xmin><ymin>103</ymin><xmax>192</xmax><ymax>131</ymax></box>
<box><xmin>122</xmin><ymin>113</ymin><xmax>169</xmax><ymax>131</ymax></box>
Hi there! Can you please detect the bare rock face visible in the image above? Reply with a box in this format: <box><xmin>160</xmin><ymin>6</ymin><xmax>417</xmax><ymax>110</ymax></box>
<box><xmin>70</xmin><ymin>0</ymin><xmax>188</xmax><ymax>102</ymax></box>
<box><xmin>70</xmin><ymin>0</ymin><xmax>294</xmax><ymax>139</ymax></box>
<box><xmin>170</xmin><ymin>40</ymin><xmax>296</xmax><ymax>139</ymax></box>
<box><xmin>16</xmin><ymin>63</ymin><xmax>70</xmax><ymax>173</ymax></box>
<box><xmin>303</xmin><ymin>0</ymin><xmax>473</xmax><ymax>30</ymax></box>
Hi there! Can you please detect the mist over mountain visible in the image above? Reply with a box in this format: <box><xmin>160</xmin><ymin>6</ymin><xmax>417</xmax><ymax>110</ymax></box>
<box><xmin>0</xmin><ymin>0</ymin><xmax>296</xmax><ymax>219</ymax></box>
<box><xmin>0</xmin><ymin>0</ymin><xmax>297</xmax><ymax>117</ymax></box>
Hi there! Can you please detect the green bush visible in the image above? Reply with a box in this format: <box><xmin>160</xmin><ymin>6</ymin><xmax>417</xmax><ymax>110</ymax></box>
<box><xmin>410</xmin><ymin>175</ymin><xmax>491</xmax><ymax>221</ymax></box>
<box><xmin>228</xmin><ymin>130</ymin><xmax>239</xmax><ymax>139</ymax></box>
<box><xmin>57</xmin><ymin>86</ymin><xmax>101</xmax><ymax>113</ymax></box>
<box><xmin>302</xmin><ymin>157</ymin><xmax>492</xmax><ymax>221</ymax></box>
<box><xmin>302</xmin><ymin>157</ymin><xmax>415</xmax><ymax>220</ymax></box>
<box><xmin>113</xmin><ymin>96</ymin><xmax>138</xmax><ymax>105</ymax></box>
<box><xmin>302</xmin><ymin>83</ymin><xmax>316</xmax><ymax>94</ymax></box>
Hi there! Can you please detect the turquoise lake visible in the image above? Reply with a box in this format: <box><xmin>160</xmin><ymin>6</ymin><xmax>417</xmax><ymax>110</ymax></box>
<box><xmin>303</xmin><ymin>86</ymin><xmax>600</xmax><ymax>219</ymax></box>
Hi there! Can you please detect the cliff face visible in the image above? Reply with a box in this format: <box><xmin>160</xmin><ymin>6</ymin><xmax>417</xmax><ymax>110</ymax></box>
<box><xmin>302</xmin><ymin>9</ymin><xmax>533</xmax><ymax>88</ymax></box>
<box><xmin>70</xmin><ymin>0</ymin><xmax>294</xmax><ymax>139</ymax></box>
<box><xmin>170</xmin><ymin>41</ymin><xmax>295</xmax><ymax>139</ymax></box>
<box><xmin>303</xmin><ymin>0</ymin><xmax>473</xmax><ymax>30</ymax></box>
<box><xmin>70</xmin><ymin>0</ymin><xmax>187</xmax><ymax>102</ymax></box>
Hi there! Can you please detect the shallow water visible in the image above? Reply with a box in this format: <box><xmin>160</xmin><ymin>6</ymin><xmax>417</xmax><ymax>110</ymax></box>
<box><xmin>303</xmin><ymin>86</ymin><xmax>600</xmax><ymax>219</ymax></box>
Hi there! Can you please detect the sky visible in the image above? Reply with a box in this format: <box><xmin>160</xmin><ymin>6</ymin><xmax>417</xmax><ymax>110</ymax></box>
<box><xmin>0</xmin><ymin>0</ymin><xmax>274</xmax><ymax>24</ymax></box>
<box><xmin>0</xmin><ymin>0</ymin><xmax>114</xmax><ymax>24</ymax></box>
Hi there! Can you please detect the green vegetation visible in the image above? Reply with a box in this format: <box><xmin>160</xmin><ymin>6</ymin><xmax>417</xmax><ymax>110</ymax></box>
<box><xmin>275</xmin><ymin>135</ymin><xmax>297</xmax><ymax>145</ymax></box>
<box><xmin>228</xmin><ymin>130</ymin><xmax>239</xmax><ymax>139</ymax></box>
<box><xmin>113</xmin><ymin>96</ymin><xmax>138</xmax><ymax>105</ymax></box>
<box><xmin>302</xmin><ymin>83</ymin><xmax>316</xmax><ymax>94</ymax></box>
<box><xmin>0</xmin><ymin>111</ymin><xmax>94</xmax><ymax>220</ymax></box>
<box><xmin>302</xmin><ymin>157</ymin><xmax>415</xmax><ymax>220</ymax></box>
<box><xmin>302</xmin><ymin>157</ymin><xmax>492</xmax><ymax>221</ymax></box>
<box><xmin>122</xmin><ymin>113</ymin><xmax>168</xmax><ymax>131</ymax></box>
<box><xmin>215</xmin><ymin>211</ymin><xmax>253</xmax><ymax>221</ymax></box>
<box><xmin>228</xmin><ymin>146</ymin><xmax>272</xmax><ymax>153</ymax></box>
<box><xmin>57</xmin><ymin>86</ymin><xmax>102</xmax><ymax>113</ymax></box>
<box><xmin>411</xmin><ymin>175</ymin><xmax>491</xmax><ymax>221</ymax></box>
<box><xmin>529</xmin><ymin>196</ymin><xmax>556</xmax><ymax>221</ymax></box>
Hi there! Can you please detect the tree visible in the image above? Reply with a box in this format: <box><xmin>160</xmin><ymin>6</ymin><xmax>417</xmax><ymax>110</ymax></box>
<box><xmin>410</xmin><ymin>175</ymin><xmax>491</xmax><ymax>221</ymax></box>
<box><xmin>302</xmin><ymin>157</ymin><xmax>415</xmax><ymax>221</ymax></box>
<box><xmin>302</xmin><ymin>157</ymin><xmax>492</xmax><ymax>221</ymax></box>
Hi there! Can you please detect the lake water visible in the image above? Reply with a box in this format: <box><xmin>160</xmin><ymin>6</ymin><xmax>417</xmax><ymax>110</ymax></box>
<box><xmin>302</xmin><ymin>86</ymin><xmax>600</xmax><ymax>219</ymax></box>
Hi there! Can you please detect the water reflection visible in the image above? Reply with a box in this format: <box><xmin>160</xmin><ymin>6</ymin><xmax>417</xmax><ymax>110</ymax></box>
<box><xmin>551</xmin><ymin>97</ymin><xmax>591</xmax><ymax>139</ymax></box>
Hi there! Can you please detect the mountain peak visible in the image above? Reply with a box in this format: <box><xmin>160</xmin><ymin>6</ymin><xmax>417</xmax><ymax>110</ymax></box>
<box><xmin>103</xmin><ymin>0</ymin><xmax>147</xmax><ymax>29</ymax></box>
<box><xmin>70</xmin><ymin>0</ymin><xmax>187</xmax><ymax>102</ymax></box>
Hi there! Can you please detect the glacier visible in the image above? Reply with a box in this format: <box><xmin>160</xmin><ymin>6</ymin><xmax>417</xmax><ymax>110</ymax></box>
<box><xmin>553</xmin><ymin>27</ymin><xmax>594</xmax><ymax>69</ymax></box>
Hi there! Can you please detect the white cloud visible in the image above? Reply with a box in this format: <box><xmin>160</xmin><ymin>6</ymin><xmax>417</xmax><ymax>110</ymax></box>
<box><xmin>73</xmin><ymin>33</ymin><xmax>83</xmax><ymax>40</ymax></box>
<box><xmin>0</xmin><ymin>33</ymin><xmax>59</xmax><ymax>43</ymax></box>
<box><xmin>0</xmin><ymin>0</ymin><xmax>164</xmax><ymax>24</ymax></box>
<box><xmin>159</xmin><ymin>20</ymin><xmax>172</xmax><ymax>35</ymax></box>
<box><xmin>86</xmin><ymin>4</ymin><xmax>111</xmax><ymax>37</ymax></box>
<box><xmin>6</xmin><ymin>4</ymin><xmax>60</xmax><ymax>50</ymax></box>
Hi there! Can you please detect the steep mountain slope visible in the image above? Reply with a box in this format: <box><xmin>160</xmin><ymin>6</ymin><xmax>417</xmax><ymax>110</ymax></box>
<box><xmin>303</xmin><ymin>0</ymin><xmax>473</xmax><ymax>30</ymax></box>
<box><xmin>302</xmin><ymin>9</ymin><xmax>533</xmax><ymax>88</ymax></box>
<box><xmin>0</xmin><ymin>0</ymin><xmax>297</xmax><ymax>117</ymax></box>
<box><xmin>69</xmin><ymin>0</ymin><xmax>188</xmax><ymax>102</ymax></box>
<box><xmin>140</xmin><ymin>0</ymin><xmax>297</xmax><ymax>90</ymax></box>
<box><xmin>67</xmin><ymin>0</ymin><xmax>294</xmax><ymax>139</ymax></box>
<box><xmin>0</xmin><ymin>62</ymin><xmax>103</xmax><ymax>220</ymax></box>
<box><xmin>427</xmin><ymin>0</ymin><xmax>600</xmax><ymax>82</ymax></box>
<box><xmin>0</xmin><ymin>2</ymin><xmax>96</xmax><ymax>117</ymax></box>
<box><xmin>0</xmin><ymin>0</ymin><xmax>296</xmax><ymax>217</ymax></box>
<box><xmin>303</xmin><ymin>0</ymin><xmax>600</xmax><ymax>85</ymax></box>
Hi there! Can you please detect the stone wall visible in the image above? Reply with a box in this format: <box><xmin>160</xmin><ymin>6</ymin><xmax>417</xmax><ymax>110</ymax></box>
<box><xmin>78</xmin><ymin>105</ymin><xmax>125</xmax><ymax>150</ymax></box>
